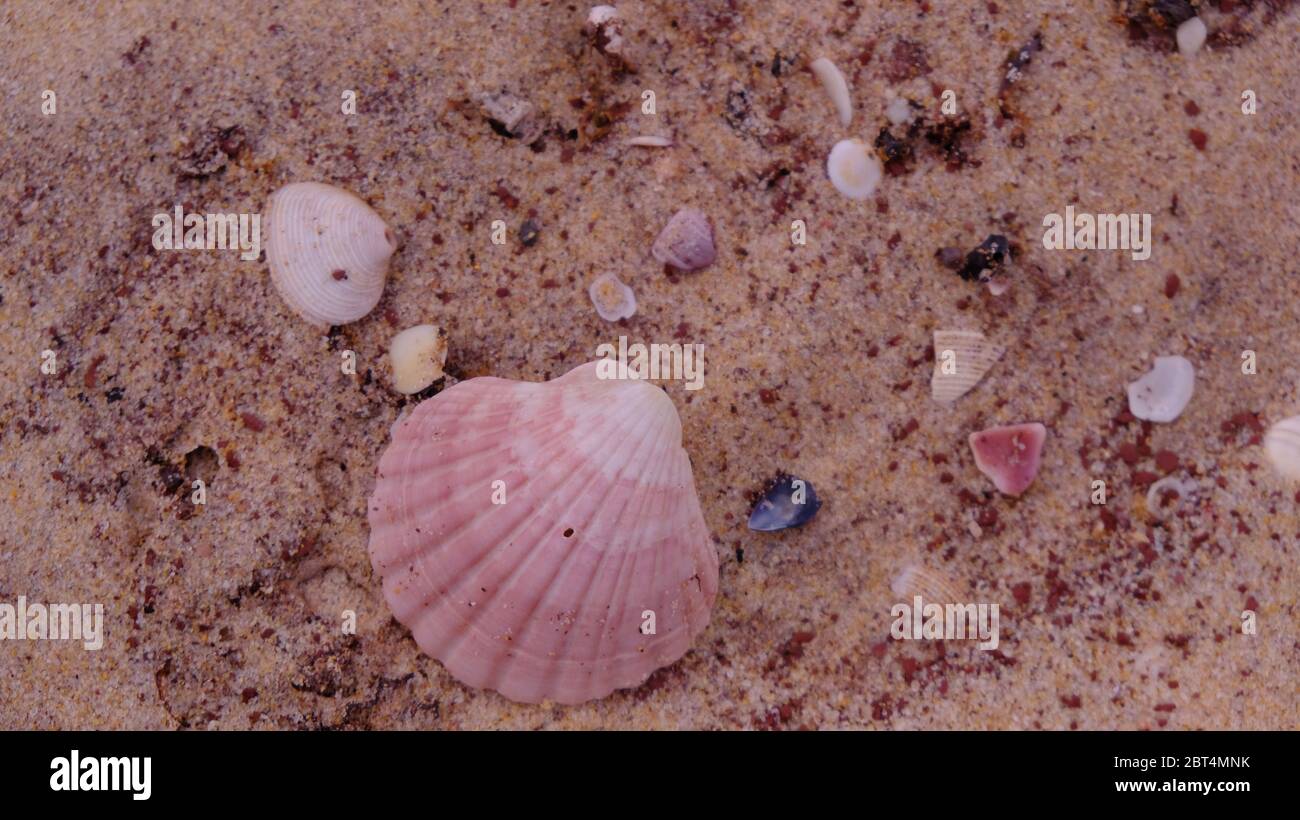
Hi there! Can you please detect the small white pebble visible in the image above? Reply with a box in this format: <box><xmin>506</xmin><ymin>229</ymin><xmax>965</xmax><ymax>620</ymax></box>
<box><xmin>885</xmin><ymin>96</ymin><xmax>913</xmax><ymax>126</ymax></box>
<box><xmin>826</xmin><ymin>138</ymin><xmax>882</xmax><ymax>200</ymax></box>
<box><xmin>589</xmin><ymin>273</ymin><xmax>637</xmax><ymax>321</ymax></box>
<box><xmin>1177</xmin><ymin>17</ymin><xmax>1207</xmax><ymax>56</ymax></box>
<box><xmin>390</xmin><ymin>324</ymin><xmax>448</xmax><ymax>394</ymax></box>
<box><xmin>1131</xmin><ymin>304</ymin><xmax>1145</xmax><ymax>315</ymax></box>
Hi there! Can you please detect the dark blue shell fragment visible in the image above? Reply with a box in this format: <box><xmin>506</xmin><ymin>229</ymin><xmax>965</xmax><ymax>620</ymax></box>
<box><xmin>747</xmin><ymin>475</ymin><xmax>821</xmax><ymax>532</ymax></box>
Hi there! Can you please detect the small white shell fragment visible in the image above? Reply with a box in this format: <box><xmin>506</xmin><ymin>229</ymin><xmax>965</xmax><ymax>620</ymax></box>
<box><xmin>585</xmin><ymin>5</ymin><xmax>624</xmax><ymax>55</ymax></box>
<box><xmin>931</xmin><ymin>330</ymin><xmax>1005</xmax><ymax>404</ymax></box>
<box><xmin>826</xmin><ymin>139</ymin><xmax>882</xmax><ymax>200</ymax></box>
<box><xmin>588</xmin><ymin>273</ymin><xmax>637</xmax><ymax>321</ymax></box>
<box><xmin>1263</xmin><ymin>415</ymin><xmax>1300</xmax><ymax>481</ymax></box>
<box><xmin>1145</xmin><ymin>475</ymin><xmax>1199</xmax><ymax>517</ymax></box>
<box><xmin>389</xmin><ymin>324</ymin><xmax>449</xmax><ymax>394</ymax></box>
<box><xmin>1127</xmin><ymin>355</ymin><xmax>1195</xmax><ymax>422</ymax></box>
<box><xmin>627</xmin><ymin>135</ymin><xmax>673</xmax><ymax>147</ymax></box>
<box><xmin>810</xmin><ymin>57</ymin><xmax>853</xmax><ymax>128</ymax></box>
<box><xmin>885</xmin><ymin>96</ymin><xmax>913</xmax><ymax>126</ymax></box>
<box><xmin>1176</xmin><ymin>17</ymin><xmax>1207</xmax><ymax>56</ymax></box>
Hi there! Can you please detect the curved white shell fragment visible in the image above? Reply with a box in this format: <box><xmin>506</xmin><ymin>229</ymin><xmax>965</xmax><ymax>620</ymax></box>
<box><xmin>588</xmin><ymin>273</ymin><xmax>637</xmax><ymax>321</ymax></box>
<box><xmin>389</xmin><ymin>324</ymin><xmax>448</xmax><ymax>394</ymax></box>
<box><xmin>652</xmin><ymin>208</ymin><xmax>715</xmax><ymax>271</ymax></box>
<box><xmin>366</xmin><ymin>360</ymin><xmax>719</xmax><ymax>704</ymax></box>
<box><xmin>1127</xmin><ymin>355</ymin><xmax>1195</xmax><ymax>423</ymax></box>
<box><xmin>810</xmin><ymin>57</ymin><xmax>852</xmax><ymax>128</ymax></box>
<box><xmin>626</xmin><ymin>135</ymin><xmax>673</xmax><ymax>147</ymax></box>
<box><xmin>1177</xmin><ymin>17</ymin><xmax>1207</xmax><ymax>56</ymax></box>
<box><xmin>1263</xmin><ymin>415</ymin><xmax>1300</xmax><ymax>481</ymax></box>
<box><xmin>265</xmin><ymin>182</ymin><xmax>396</xmax><ymax>326</ymax></box>
<box><xmin>931</xmin><ymin>330</ymin><xmax>1004</xmax><ymax>404</ymax></box>
<box><xmin>826</xmin><ymin>139</ymin><xmax>882</xmax><ymax>200</ymax></box>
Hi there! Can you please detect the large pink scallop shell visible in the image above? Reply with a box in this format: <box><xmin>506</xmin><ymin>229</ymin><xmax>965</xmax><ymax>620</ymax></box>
<box><xmin>367</xmin><ymin>361</ymin><xmax>719</xmax><ymax>704</ymax></box>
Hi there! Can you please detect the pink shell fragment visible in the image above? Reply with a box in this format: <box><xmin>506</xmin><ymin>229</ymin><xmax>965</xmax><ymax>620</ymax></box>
<box><xmin>968</xmin><ymin>422</ymin><xmax>1047</xmax><ymax>497</ymax></box>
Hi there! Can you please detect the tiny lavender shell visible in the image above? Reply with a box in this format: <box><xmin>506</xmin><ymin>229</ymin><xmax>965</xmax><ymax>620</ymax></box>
<box><xmin>1127</xmin><ymin>355</ymin><xmax>1195</xmax><ymax>423</ymax></box>
<box><xmin>588</xmin><ymin>273</ymin><xmax>637</xmax><ymax>321</ymax></box>
<box><xmin>1263</xmin><ymin>415</ymin><xmax>1300</xmax><ymax>482</ymax></box>
<box><xmin>652</xmin><ymin>208</ymin><xmax>715</xmax><ymax>271</ymax></box>
<box><xmin>265</xmin><ymin>182</ymin><xmax>396</xmax><ymax>327</ymax></box>
<box><xmin>810</xmin><ymin>57</ymin><xmax>852</xmax><ymax>127</ymax></box>
<box><xmin>367</xmin><ymin>361</ymin><xmax>718</xmax><ymax>704</ymax></box>
<box><xmin>748</xmin><ymin>475</ymin><xmax>821</xmax><ymax>531</ymax></box>
<box><xmin>969</xmin><ymin>422</ymin><xmax>1047</xmax><ymax>497</ymax></box>
<box><xmin>389</xmin><ymin>324</ymin><xmax>448</xmax><ymax>395</ymax></box>
<box><xmin>826</xmin><ymin>138</ymin><xmax>882</xmax><ymax>200</ymax></box>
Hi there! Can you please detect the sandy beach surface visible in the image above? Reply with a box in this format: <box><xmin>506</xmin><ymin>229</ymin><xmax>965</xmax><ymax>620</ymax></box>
<box><xmin>1</xmin><ymin>0</ymin><xmax>1297</xmax><ymax>729</ymax></box>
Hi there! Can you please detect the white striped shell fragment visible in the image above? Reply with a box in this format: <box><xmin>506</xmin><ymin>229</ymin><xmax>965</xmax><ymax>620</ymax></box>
<box><xmin>969</xmin><ymin>422</ymin><xmax>1047</xmax><ymax>497</ymax></box>
<box><xmin>810</xmin><ymin>57</ymin><xmax>852</xmax><ymax>127</ymax></box>
<box><xmin>389</xmin><ymin>324</ymin><xmax>448</xmax><ymax>395</ymax></box>
<box><xmin>588</xmin><ymin>273</ymin><xmax>637</xmax><ymax>321</ymax></box>
<box><xmin>264</xmin><ymin>182</ymin><xmax>396</xmax><ymax>326</ymax></box>
<box><xmin>931</xmin><ymin>330</ymin><xmax>1004</xmax><ymax>404</ymax></box>
<box><xmin>1127</xmin><ymin>355</ymin><xmax>1194</xmax><ymax>423</ymax></box>
<box><xmin>1264</xmin><ymin>415</ymin><xmax>1300</xmax><ymax>481</ymax></box>
<box><xmin>652</xmin><ymin>208</ymin><xmax>715</xmax><ymax>272</ymax></box>
<box><xmin>366</xmin><ymin>360</ymin><xmax>719</xmax><ymax>704</ymax></box>
<box><xmin>890</xmin><ymin>563</ymin><xmax>963</xmax><ymax>606</ymax></box>
<box><xmin>826</xmin><ymin>139</ymin><xmax>882</xmax><ymax>200</ymax></box>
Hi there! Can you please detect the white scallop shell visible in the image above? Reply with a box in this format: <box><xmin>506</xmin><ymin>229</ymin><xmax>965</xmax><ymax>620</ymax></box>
<box><xmin>367</xmin><ymin>361</ymin><xmax>719</xmax><ymax>704</ymax></box>
<box><xmin>1127</xmin><ymin>355</ymin><xmax>1195</xmax><ymax>423</ymax></box>
<box><xmin>588</xmin><ymin>273</ymin><xmax>637</xmax><ymax>321</ymax></box>
<box><xmin>826</xmin><ymin>139</ymin><xmax>882</xmax><ymax>200</ymax></box>
<box><xmin>931</xmin><ymin>330</ymin><xmax>1004</xmax><ymax>404</ymax></box>
<box><xmin>264</xmin><ymin>182</ymin><xmax>396</xmax><ymax>327</ymax></box>
<box><xmin>1264</xmin><ymin>415</ymin><xmax>1300</xmax><ymax>482</ymax></box>
<box><xmin>810</xmin><ymin>57</ymin><xmax>852</xmax><ymax>128</ymax></box>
